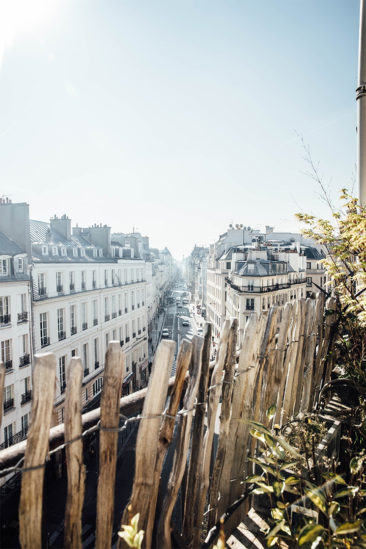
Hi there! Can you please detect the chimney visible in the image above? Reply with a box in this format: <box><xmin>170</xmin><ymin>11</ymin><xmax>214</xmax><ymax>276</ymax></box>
<box><xmin>88</xmin><ymin>224</ymin><xmax>111</xmax><ymax>256</ymax></box>
<box><xmin>50</xmin><ymin>214</ymin><xmax>72</xmax><ymax>240</ymax></box>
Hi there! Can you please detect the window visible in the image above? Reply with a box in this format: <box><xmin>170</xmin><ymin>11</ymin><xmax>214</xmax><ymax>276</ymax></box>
<box><xmin>52</xmin><ymin>246</ymin><xmax>58</xmax><ymax>256</ymax></box>
<box><xmin>105</xmin><ymin>333</ymin><xmax>109</xmax><ymax>351</ymax></box>
<box><xmin>69</xmin><ymin>271</ymin><xmax>75</xmax><ymax>290</ymax></box>
<box><xmin>83</xmin><ymin>343</ymin><xmax>88</xmax><ymax>374</ymax></box>
<box><xmin>20</xmin><ymin>293</ymin><xmax>27</xmax><ymax>313</ymax></box>
<box><xmin>38</xmin><ymin>273</ymin><xmax>46</xmax><ymax>296</ymax></box>
<box><xmin>92</xmin><ymin>270</ymin><xmax>97</xmax><ymax>288</ymax></box>
<box><xmin>73</xmin><ymin>248</ymin><xmax>78</xmax><ymax>257</ymax></box>
<box><xmin>93</xmin><ymin>377</ymin><xmax>103</xmax><ymax>396</ymax></box>
<box><xmin>21</xmin><ymin>413</ymin><xmax>29</xmax><ymax>435</ymax></box>
<box><xmin>0</xmin><ymin>296</ymin><xmax>10</xmax><ymax>323</ymax></box>
<box><xmin>80</xmin><ymin>248</ymin><xmax>86</xmax><ymax>257</ymax></box>
<box><xmin>81</xmin><ymin>271</ymin><xmax>86</xmax><ymax>290</ymax></box>
<box><xmin>306</xmin><ymin>262</ymin><xmax>311</xmax><ymax>269</ymax></box>
<box><xmin>82</xmin><ymin>302</ymin><xmax>88</xmax><ymax>329</ymax></box>
<box><xmin>94</xmin><ymin>338</ymin><xmax>99</xmax><ymax>367</ymax></box>
<box><xmin>0</xmin><ymin>258</ymin><xmax>9</xmax><ymax>276</ymax></box>
<box><xmin>71</xmin><ymin>348</ymin><xmax>77</xmax><ymax>357</ymax></box>
<box><xmin>104</xmin><ymin>270</ymin><xmax>108</xmax><ymax>287</ymax></box>
<box><xmin>1</xmin><ymin>339</ymin><xmax>12</xmax><ymax>366</ymax></box>
<box><xmin>40</xmin><ymin>313</ymin><xmax>49</xmax><ymax>347</ymax></box>
<box><xmin>104</xmin><ymin>297</ymin><xmax>110</xmax><ymax>320</ymax></box>
<box><xmin>248</xmin><ymin>280</ymin><xmax>254</xmax><ymax>292</ymax></box>
<box><xmin>226</xmin><ymin>262</ymin><xmax>231</xmax><ymax>269</ymax></box>
<box><xmin>57</xmin><ymin>308</ymin><xmax>65</xmax><ymax>340</ymax></box>
<box><xmin>246</xmin><ymin>298</ymin><xmax>255</xmax><ymax>311</ymax></box>
<box><xmin>61</xmin><ymin>247</ymin><xmax>67</xmax><ymax>256</ymax></box>
<box><xmin>56</xmin><ymin>272</ymin><xmax>63</xmax><ymax>292</ymax></box>
<box><xmin>93</xmin><ymin>299</ymin><xmax>98</xmax><ymax>324</ymax></box>
<box><xmin>99</xmin><ymin>248</ymin><xmax>103</xmax><ymax>257</ymax></box>
<box><xmin>93</xmin><ymin>248</ymin><xmax>97</xmax><ymax>257</ymax></box>
<box><xmin>4</xmin><ymin>422</ymin><xmax>15</xmax><ymax>446</ymax></box>
<box><xmin>70</xmin><ymin>305</ymin><xmax>77</xmax><ymax>334</ymax></box>
<box><xmin>112</xmin><ymin>295</ymin><xmax>116</xmax><ymax>317</ymax></box>
<box><xmin>42</xmin><ymin>245</ymin><xmax>48</xmax><ymax>255</ymax></box>
<box><xmin>306</xmin><ymin>277</ymin><xmax>312</xmax><ymax>287</ymax></box>
<box><xmin>59</xmin><ymin>356</ymin><xmax>66</xmax><ymax>393</ymax></box>
<box><xmin>17</xmin><ymin>258</ymin><xmax>24</xmax><ymax>272</ymax></box>
<box><xmin>22</xmin><ymin>334</ymin><xmax>29</xmax><ymax>355</ymax></box>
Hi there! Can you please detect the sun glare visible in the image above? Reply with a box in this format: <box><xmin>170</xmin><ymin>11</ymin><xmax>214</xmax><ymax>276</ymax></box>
<box><xmin>0</xmin><ymin>0</ymin><xmax>62</xmax><ymax>66</ymax></box>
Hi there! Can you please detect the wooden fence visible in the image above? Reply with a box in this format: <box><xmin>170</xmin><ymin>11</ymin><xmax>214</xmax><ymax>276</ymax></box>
<box><xmin>0</xmin><ymin>294</ymin><xmax>338</xmax><ymax>549</ymax></box>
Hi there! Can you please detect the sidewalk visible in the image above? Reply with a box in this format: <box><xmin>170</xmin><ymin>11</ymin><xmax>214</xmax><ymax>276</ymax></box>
<box><xmin>148</xmin><ymin>309</ymin><xmax>166</xmax><ymax>362</ymax></box>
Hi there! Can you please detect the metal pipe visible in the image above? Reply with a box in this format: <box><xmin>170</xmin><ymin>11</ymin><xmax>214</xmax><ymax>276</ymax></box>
<box><xmin>357</xmin><ymin>0</ymin><xmax>366</xmax><ymax>205</ymax></box>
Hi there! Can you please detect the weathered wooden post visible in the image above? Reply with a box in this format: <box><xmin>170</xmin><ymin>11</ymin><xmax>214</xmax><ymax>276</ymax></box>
<box><xmin>119</xmin><ymin>339</ymin><xmax>175</xmax><ymax>549</ymax></box>
<box><xmin>96</xmin><ymin>342</ymin><xmax>125</xmax><ymax>549</ymax></box>
<box><xmin>19</xmin><ymin>352</ymin><xmax>56</xmax><ymax>549</ymax></box>
<box><xmin>64</xmin><ymin>357</ymin><xmax>85</xmax><ymax>549</ymax></box>
<box><xmin>157</xmin><ymin>335</ymin><xmax>203</xmax><ymax>549</ymax></box>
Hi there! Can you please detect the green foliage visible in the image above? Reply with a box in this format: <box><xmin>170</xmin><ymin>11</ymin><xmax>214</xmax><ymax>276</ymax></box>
<box><xmin>118</xmin><ymin>513</ymin><xmax>144</xmax><ymax>548</ymax></box>
<box><xmin>246</xmin><ymin>409</ymin><xmax>366</xmax><ymax>548</ymax></box>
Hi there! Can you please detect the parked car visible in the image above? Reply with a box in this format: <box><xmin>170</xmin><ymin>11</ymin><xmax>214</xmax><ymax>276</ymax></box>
<box><xmin>162</xmin><ymin>329</ymin><xmax>170</xmax><ymax>338</ymax></box>
<box><xmin>198</xmin><ymin>328</ymin><xmax>203</xmax><ymax>335</ymax></box>
<box><xmin>182</xmin><ymin>319</ymin><xmax>190</xmax><ymax>327</ymax></box>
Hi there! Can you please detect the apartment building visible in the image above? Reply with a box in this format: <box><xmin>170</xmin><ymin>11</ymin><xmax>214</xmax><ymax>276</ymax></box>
<box><xmin>304</xmin><ymin>247</ymin><xmax>327</xmax><ymax>298</ymax></box>
<box><xmin>187</xmin><ymin>246</ymin><xmax>209</xmax><ymax>311</ymax></box>
<box><xmin>0</xmin><ymin>231</ymin><xmax>32</xmax><ymax>448</ymax></box>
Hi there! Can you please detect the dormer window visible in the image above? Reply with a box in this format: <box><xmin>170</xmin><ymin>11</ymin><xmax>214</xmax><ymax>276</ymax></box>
<box><xmin>52</xmin><ymin>246</ymin><xmax>58</xmax><ymax>256</ymax></box>
<box><xmin>73</xmin><ymin>248</ymin><xmax>78</xmax><ymax>257</ymax></box>
<box><xmin>99</xmin><ymin>249</ymin><xmax>103</xmax><ymax>257</ymax></box>
<box><xmin>61</xmin><ymin>247</ymin><xmax>67</xmax><ymax>256</ymax></box>
<box><xmin>0</xmin><ymin>258</ymin><xmax>9</xmax><ymax>276</ymax></box>
<box><xmin>80</xmin><ymin>248</ymin><xmax>86</xmax><ymax>257</ymax></box>
<box><xmin>93</xmin><ymin>248</ymin><xmax>97</xmax><ymax>258</ymax></box>
<box><xmin>16</xmin><ymin>258</ymin><xmax>24</xmax><ymax>272</ymax></box>
<box><xmin>42</xmin><ymin>245</ymin><xmax>48</xmax><ymax>256</ymax></box>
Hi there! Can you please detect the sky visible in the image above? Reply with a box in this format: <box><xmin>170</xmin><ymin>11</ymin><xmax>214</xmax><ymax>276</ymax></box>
<box><xmin>0</xmin><ymin>0</ymin><xmax>360</xmax><ymax>259</ymax></box>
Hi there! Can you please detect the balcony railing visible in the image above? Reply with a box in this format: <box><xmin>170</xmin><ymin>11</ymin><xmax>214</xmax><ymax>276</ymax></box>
<box><xmin>3</xmin><ymin>398</ymin><xmax>14</xmax><ymax>412</ymax></box>
<box><xmin>0</xmin><ymin>427</ymin><xmax>28</xmax><ymax>449</ymax></box>
<box><xmin>94</xmin><ymin>361</ymin><xmax>99</xmax><ymax>369</ymax></box>
<box><xmin>0</xmin><ymin>314</ymin><xmax>11</xmax><ymax>325</ymax></box>
<box><xmin>226</xmin><ymin>277</ymin><xmax>307</xmax><ymax>294</ymax></box>
<box><xmin>17</xmin><ymin>312</ymin><xmax>28</xmax><ymax>323</ymax></box>
<box><xmin>71</xmin><ymin>327</ymin><xmax>77</xmax><ymax>335</ymax></box>
<box><xmin>5</xmin><ymin>360</ymin><xmax>13</xmax><ymax>371</ymax></box>
<box><xmin>19</xmin><ymin>354</ymin><xmax>30</xmax><ymax>367</ymax></box>
<box><xmin>112</xmin><ymin>312</ymin><xmax>117</xmax><ymax>319</ymax></box>
<box><xmin>41</xmin><ymin>337</ymin><xmax>50</xmax><ymax>348</ymax></box>
<box><xmin>70</xmin><ymin>283</ymin><xmax>75</xmax><ymax>291</ymax></box>
<box><xmin>105</xmin><ymin>314</ymin><xmax>110</xmax><ymax>321</ymax></box>
<box><xmin>58</xmin><ymin>331</ymin><xmax>66</xmax><ymax>341</ymax></box>
<box><xmin>84</xmin><ymin>368</ymin><xmax>89</xmax><ymax>377</ymax></box>
<box><xmin>21</xmin><ymin>390</ymin><xmax>32</xmax><ymax>404</ymax></box>
<box><xmin>82</xmin><ymin>322</ymin><xmax>88</xmax><ymax>331</ymax></box>
<box><xmin>57</xmin><ymin>285</ymin><xmax>64</xmax><ymax>293</ymax></box>
<box><xmin>93</xmin><ymin>318</ymin><xmax>98</xmax><ymax>326</ymax></box>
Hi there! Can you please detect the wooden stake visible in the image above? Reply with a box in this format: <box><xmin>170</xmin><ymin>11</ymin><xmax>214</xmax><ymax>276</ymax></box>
<box><xmin>157</xmin><ymin>335</ymin><xmax>204</xmax><ymax>549</ymax></box>
<box><xmin>19</xmin><ymin>352</ymin><xmax>56</xmax><ymax>549</ymax></box>
<box><xmin>64</xmin><ymin>358</ymin><xmax>85</xmax><ymax>549</ymax></box>
<box><xmin>146</xmin><ymin>339</ymin><xmax>192</xmax><ymax>549</ymax></box>
<box><xmin>183</xmin><ymin>324</ymin><xmax>212</xmax><ymax>547</ymax></box>
<box><xmin>119</xmin><ymin>339</ymin><xmax>175</xmax><ymax>549</ymax></box>
<box><xmin>96</xmin><ymin>342</ymin><xmax>125</xmax><ymax>549</ymax></box>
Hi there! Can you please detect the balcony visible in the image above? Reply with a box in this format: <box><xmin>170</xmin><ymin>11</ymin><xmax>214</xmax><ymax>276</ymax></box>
<box><xmin>19</xmin><ymin>354</ymin><xmax>30</xmax><ymax>367</ymax></box>
<box><xmin>58</xmin><ymin>331</ymin><xmax>66</xmax><ymax>341</ymax></box>
<box><xmin>105</xmin><ymin>314</ymin><xmax>110</xmax><ymax>322</ymax></box>
<box><xmin>70</xmin><ymin>283</ymin><xmax>75</xmax><ymax>292</ymax></box>
<box><xmin>81</xmin><ymin>282</ymin><xmax>86</xmax><ymax>290</ymax></box>
<box><xmin>0</xmin><ymin>314</ymin><xmax>11</xmax><ymax>325</ymax></box>
<box><xmin>93</xmin><ymin>318</ymin><xmax>98</xmax><ymax>326</ymax></box>
<box><xmin>71</xmin><ymin>327</ymin><xmax>77</xmax><ymax>336</ymax></box>
<box><xmin>3</xmin><ymin>398</ymin><xmax>14</xmax><ymax>412</ymax></box>
<box><xmin>112</xmin><ymin>312</ymin><xmax>117</xmax><ymax>319</ymax></box>
<box><xmin>0</xmin><ymin>427</ymin><xmax>28</xmax><ymax>449</ymax></box>
<box><xmin>82</xmin><ymin>322</ymin><xmax>88</xmax><ymax>331</ymax></box>
<box><xmin>94</xmin><ymin>361</ymin><xmax>100</xmax><ymax>369</ymax></box>
<box><xmin>118</xmin><ymin>309</ymin><xmax>122</xmax><ymax>316</ymax></box>
<box><xmin>17</xmin><ymin>312</ymin><xmax>28</xmax><ymax>323</ymax></box>
<box><xmin>84</xmin><ymin>368</ymin><xmax>89</xmax><ymax>377</ymax></box>
<box><xmin>5</xmin><ymin>360</ymin><xmax>13</xmax><ymax>371</ymax></box>
<box><xmin>41</xmin><ymin>337</ymin><xmax>50</xmax><ymax>348</ymax></box>
<box><xmin>21</xmin><ymin>390</ymin><xmax>32</xmax><ymax>405</ymax></box>
<box><xmin>57</xmin><ymin>285</ymin><xmax>64</xmax><ymax>294</ymax></box>
<box><xmin>120</xmin><ymin>340</ymin><xmax>124</xmax><ymax>347</ymax></box>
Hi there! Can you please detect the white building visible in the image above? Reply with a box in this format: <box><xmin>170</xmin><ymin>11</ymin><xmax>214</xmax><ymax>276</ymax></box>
<box><xmin>0</xmin><ymin>202</ymin><xmax>33</xmax><ymax>448</ymax></box>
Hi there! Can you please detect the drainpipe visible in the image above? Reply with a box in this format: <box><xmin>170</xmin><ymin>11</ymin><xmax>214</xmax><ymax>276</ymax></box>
<box><xmin>357</xmin><ymin>0</ymin><xmax>366</xmax><ymax>206</ymax></box>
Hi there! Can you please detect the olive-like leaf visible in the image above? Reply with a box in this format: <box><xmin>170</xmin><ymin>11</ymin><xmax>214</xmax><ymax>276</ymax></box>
<box><xmin>305</xmin><ymin>488</ymin><xmax>327</xmax><ymax>515</ymax></box>
<box><xmin>333</xmin><ymin>520</ymin><xmax>362</xmax><ymax>535</ymax></box>
<box><xmin>298</xmin><ymin>523</ymin><xmax>325</xmax><ymax>547</ymax></box>
<box><xmin>266</xmin><ymin>404</ymin><xmax>277</xmax><ymax>420</ymax></box>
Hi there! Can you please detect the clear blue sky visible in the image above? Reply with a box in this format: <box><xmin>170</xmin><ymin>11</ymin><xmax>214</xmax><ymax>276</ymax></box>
<box><xmin>0</xmin><ymin>0</ymin><xmax>359</xmax><ymax>258</ymax></box>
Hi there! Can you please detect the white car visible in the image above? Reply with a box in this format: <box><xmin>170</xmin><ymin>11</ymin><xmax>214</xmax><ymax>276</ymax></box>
<box><xmin>162</xmin><ymin>329</ymin><xmax>170</xmax><ymax>338</ymax></box>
